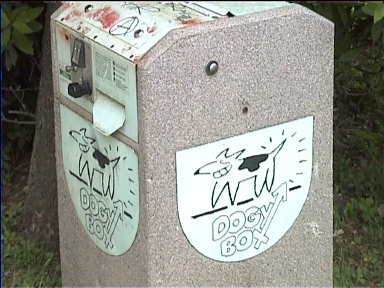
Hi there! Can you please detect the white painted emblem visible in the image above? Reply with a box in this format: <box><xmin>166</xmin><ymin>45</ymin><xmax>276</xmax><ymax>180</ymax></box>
<box><xmin>176</xmin><ymin>116</ymin><xmax>313</xmax><ymax>262</ymax></box>
<box><xmin>60</xmin><ymin>105</ymin><xmax>139</xmax><ymax>255</ymax></box>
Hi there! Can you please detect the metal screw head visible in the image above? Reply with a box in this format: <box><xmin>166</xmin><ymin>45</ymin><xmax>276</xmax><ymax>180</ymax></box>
<box><xmin>206</xmin><ymin>61</ymin><xmax>218</xmax><ymax>76</ymax></box>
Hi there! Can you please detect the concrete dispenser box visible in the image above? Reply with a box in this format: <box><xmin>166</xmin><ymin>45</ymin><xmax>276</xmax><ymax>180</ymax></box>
<box><xmin>51</xmin><ymin>1</ymin><xmax>333</xmax><ymax>287</ymax></box>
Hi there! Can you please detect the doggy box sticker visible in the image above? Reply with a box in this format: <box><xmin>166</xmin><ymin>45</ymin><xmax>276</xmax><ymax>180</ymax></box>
<box><xmin>176</xmin><ymin>116</ymin><xmax>313</xmax><ymax>262</ymax></box>
<box><xmin>60</xmin><ymin>105</ymin><xmax>139</xmax><ymax>256</ymax></box>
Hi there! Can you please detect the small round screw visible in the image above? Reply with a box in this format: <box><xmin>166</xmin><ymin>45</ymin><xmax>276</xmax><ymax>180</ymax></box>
<box><xmin>206</xmin><ymin>61</ymin><xmax>218</xmax><ymax>76</ymax></box>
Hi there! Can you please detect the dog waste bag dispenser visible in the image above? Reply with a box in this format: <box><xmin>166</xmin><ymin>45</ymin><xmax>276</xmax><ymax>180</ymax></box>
<box><xmin>52</xmin><ymin>2</ymin><xmax>333</xmax><ymax>287</ymax></box>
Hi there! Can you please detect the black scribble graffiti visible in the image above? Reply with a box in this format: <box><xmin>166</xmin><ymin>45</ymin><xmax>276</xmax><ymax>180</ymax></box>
<box><xmin>164</xmin><ymin>2</ymin><xmax>177</xmax><ymax>11</ymax></box>
<box><xmin>161</xmin><ymin>2</ymin><xmax>195</xmax><ymax>22</ymax></box>
<box><xmin>163</xmin><ymin>2</ymin><xmax>193</xmax><ymax>21</ymax></box>
<box><xmin>194</xmin><ymin>139</ymin><xmax>286</xmax><ymax>209</ymax></box>
<box><xmin>176</xmin><ymin>12</ymin><xmax>193</xmax><ymax>22</ymax></box>
<box><xmin>121</xmin><ymin>2</ymin><xmax>160</xmax><ymax>15</ymax></box>
<box><xmin>109</xmin><ymin>16</ymin><xmax>139</xmax><ymax>36</ymax></box>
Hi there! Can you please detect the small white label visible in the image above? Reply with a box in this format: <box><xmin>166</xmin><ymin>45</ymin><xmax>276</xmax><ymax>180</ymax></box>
<box><xmin>176</xmin><ymin>116</ymin><xmax>313</xmax><ymax>262</ymax></box>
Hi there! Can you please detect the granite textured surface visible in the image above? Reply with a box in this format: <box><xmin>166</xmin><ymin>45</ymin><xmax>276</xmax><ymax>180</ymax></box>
<box><xmin>53</xmin><ymin>3</ymin><xmax>333</xmax><ymax>287</ymax></box>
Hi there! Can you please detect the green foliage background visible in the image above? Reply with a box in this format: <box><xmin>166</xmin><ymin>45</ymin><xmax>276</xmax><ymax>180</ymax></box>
<box><xmin>1</xmin><ymin>2</ymin><xmax>384</xmax><ymax>287</ymax></box>
<box><xmin>2</xmin><ymin>4</ymin><xmax>44</xmax><ymax>70</ymax></box>
<box><xmin>300</xmin><ymin>2</ymin><xmax>384</xmax><ymax>286</ymax></box>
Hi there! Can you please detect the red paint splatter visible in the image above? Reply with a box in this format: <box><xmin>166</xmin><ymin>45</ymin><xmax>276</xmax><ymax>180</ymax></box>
<box><xmin>73</xmin><ymin>10</ymin><xmax>82</xmax><ymax>17</ymax></box>
<box><xmin>100</xmin><ymin>11</ymin><xmax>119</xmax><ymax>29</ymax></box>
<box><xmin>58</xmin><ymin>28</ymin><xmax>70</xmax><ymax>41</ymax></box>
<box><xmin>63</xmin><ymin>9</ymin><xmax>82</xmax><ymax>21</ymax></box>
<box><xmin>181</xmin><ymin>19</ymin><xmax>201</xmax><ymax>25</ymax></box>
<box><xmin>88</xmin><ymin>8</ymin><xmax>104</xmax><ymax>19</ymax></box>
<box><xmin>87</xmin><ymin>7</ymin><xmax>119</xmax><ymax>29</ymax></box>
<box><xmin>147</xmin><ymin>26</ymin><xmax>157</xmax><ymax>33</ymax></box>
<box><xmin>63</xmin><ymin>2</ymin><xmax>74</xmax><ymax>9</ymax></box>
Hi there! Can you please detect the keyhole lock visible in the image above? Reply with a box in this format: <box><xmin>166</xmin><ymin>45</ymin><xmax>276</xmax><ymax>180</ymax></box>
<box><xmin>68</xmin><ymin>82</ymin><xmax>92</xmax><ymax>98</ymax></box>
<box><xmin>206</xmin><ymin>60</ymin><xmax>219</xmax><ymax>76</ymax></box>
<box><xmin>67</xmin><ymin>37</ymin><xmax>92</xmax><ymax>98</ymax></box>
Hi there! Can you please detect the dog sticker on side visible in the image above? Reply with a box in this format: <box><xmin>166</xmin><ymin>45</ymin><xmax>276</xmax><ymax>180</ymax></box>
<box><xmin>176</xmin><ymin>116</ymin><xmax>313</xmax><ymax>262</ymax></box>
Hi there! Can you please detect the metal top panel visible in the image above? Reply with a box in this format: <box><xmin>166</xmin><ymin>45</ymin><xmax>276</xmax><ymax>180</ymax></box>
<box><xmin>54</xmin><ymin>1</ymin><xmax>292</xmax><ymax>63</ymax></box>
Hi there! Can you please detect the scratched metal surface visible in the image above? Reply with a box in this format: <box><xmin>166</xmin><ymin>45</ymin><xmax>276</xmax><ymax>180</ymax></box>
<box><xmin>54</xmin><ymin>1</ymin><xmax>293</xmax><ymax>63</ymax></box>
<box><xmin>53</xmin><ymin>2</ymin><xmax>333</xmax><ymax>287</ymax></box>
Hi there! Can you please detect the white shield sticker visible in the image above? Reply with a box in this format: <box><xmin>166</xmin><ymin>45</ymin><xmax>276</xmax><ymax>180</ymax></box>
<box><xmin>176</xmin><ymin>116</ymin><xmax>313</xmax><ymax>262</ymax></box>
<box><xmin>60</xmin><ymin>105</ymin><xmax>139</xmax><ymax>256</ymax></box>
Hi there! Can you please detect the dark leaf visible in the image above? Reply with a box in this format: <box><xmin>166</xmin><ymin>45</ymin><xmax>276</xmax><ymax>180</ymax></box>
<box><xmin>371</xmin><ymin>20</ymin><xmax>384</xmax><ymax>43</ymax></box>
<box><xmin>1</xmin><ymin>9</ymin><xmax>10</xmax><ymax>29</ymax></box>
<box><xmin>318</xmin><ymin>4</ymin><xmax>335</xmax><ymax>22</ymax></box>
<box><xmin>362</xmin><ymin>3</ymin><xmax>377</xmax><ymax>16</ymax></box>
<box><xmin>4</xmin><ymin>5</ymin><xmax>12</xmax><ymax>16</ymax></box>
<box><xmin>12</xmin><ymin>29</ymin><xmax>33</xmax><ymax>55</ymax></box>
<box><xmin>383</xmin><ymin>31</ymin><xmax>384</xmax><ymax>45</ymax></box>
<box><xmin>10</xmin><ymin>5</ymin><xmax>29</xmax><ymax>22</ymax></box>
<box><xmin>12</xmin><ymin>21</ymin><xmax>34</xmax><ymax>34</ymax></box>
<box><xmin>337</xmin><ymin>5</ymin><xmax>351</xmax><ymax>27</ymax></box>
<box><xmin>335</xmin><ymin>32</ymin><xmax>352</xmax><ymax>59</ymax></box>
<box><xmin>339</xmin><ymin>48</ymin><xmax>363</xmax><ymax>64</ymax></box>
<box><xmin>17</xmin><ymin>6</ymin><xmax>44</xmax><ymax>23</ymax></box>
<box><xmin>362</xmin><ymin>2</ymin><xmax>384</xmax><ymax>22</ymax></box>
<box><xmin>2</xmin><ymin>26</ymin><xmax>11</xmax><ymax>49</ymax></box>
<box><xmin>374</xmin><ymin>3</ymin><xmax>384</xmax><ymax>23</ymax></box>
<box><xmin>6</xmin><ymin>45</ymin><xmax>18</xmax><ymax>70</ymax></box>
<box><xmin>28</xmin><ymin>20</ymin><xmax>43</xmax><ymax>32</ymax></box>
